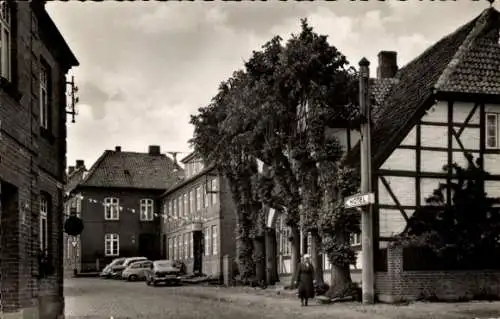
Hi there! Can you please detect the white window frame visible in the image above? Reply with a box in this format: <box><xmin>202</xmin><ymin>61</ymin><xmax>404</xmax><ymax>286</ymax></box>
<box><xmin>104</xmin><ymin>197</ymin><xmax>119</xmax><ymax>220</ymax></box>
<box><xmin>140</xmin><ymin>198</ymin><xmax>154</xmax><ymax>221</ymax></box>
<box><xmin>350</xmin><ymin>232</ymin><xmax>361</xmax><ymax>246</ymax></box>
<box><xmin>211</xmin><ymin>225</ymin><xmax>218</xmax><ymax>255</ymax></box>
<box><xmin>40</xmin><ymin>196</ymin><xmax>49</xmax><ymax>254</ymax></box>
<box><xmin>486</xmin><ymin>112</ymin><xmax>498</xmax><ymax>149</ymax></box>
<box><xmin>189</xmin><ymin>189</ymin><xmax>195</xmax><ymax>215</ymax></box>
<box><xmin>0</xmin><ymin>1</ymin><xmax>11</xmax><ymax>81</ymax></box>
<box><xmin>183</xmin><ymin>193</ymin><xmax>188</xmax><ymax>216</ymax></box>
<box><xmin>104</xmin><ymin>233</ymin><xmax>119</xmax><ymax>257</ymax></box>
<box><xmin>211</xmin><ymin>178</ymin><xmax>218</xmax><ymax>206</ymax></box>
<box><xmin>204</xmin><ymin>227</ymin><xmax>210</xmax><ymax>256</ymax></box>
<box><xmin>179</xmin><ymin>196</ymin><xmax>184</xmax><ymax>217</ymax></box>
<box><xmin>40</xmin><ymin>63</ymin><xmax>49</xmax><ymax>129</ymax></box>
<box><xmin>196</xmin><ymin>186</ymin><xmax>201</xmax><ymax>211</ymax></box>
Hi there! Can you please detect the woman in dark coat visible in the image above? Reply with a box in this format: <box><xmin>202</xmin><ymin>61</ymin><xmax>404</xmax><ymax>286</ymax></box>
<box><xmin>295</xmin><ymin>254</ymin><xmax>315</xmax><ymax>306</ymax></box>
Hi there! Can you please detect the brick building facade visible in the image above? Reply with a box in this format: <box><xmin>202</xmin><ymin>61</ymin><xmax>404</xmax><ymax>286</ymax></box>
<box><xmin>0</xmin><ymin>1</ymin><xmax>78</xmax><ymax>318</ymax></box>
<box><xmin>160</xmin><ymin>152</ymin><xmax>238</xmax><ymax>278</ymax></box>
<box><xmin>64</xmin><ymin>146</ymin><xmax>183</xmax><ymax>273</ymax></box>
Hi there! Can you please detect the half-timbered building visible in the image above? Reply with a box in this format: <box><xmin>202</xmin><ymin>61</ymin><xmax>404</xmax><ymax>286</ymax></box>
<box><xmin>342</xmin><ymin>7</ymin><xmax>500</xmax><ymax>302</ymax></box>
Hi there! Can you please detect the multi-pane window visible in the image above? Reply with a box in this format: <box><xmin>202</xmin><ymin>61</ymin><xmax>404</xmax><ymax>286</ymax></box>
<box><xmin>203</xmin><ymin>185</ymin><xmax>208</xmax><ymax>208</ymax></box>
<box><xmin>173</xmin><ymin>237</ymin><xmax>177</xmax><ymax>260</ymax></box>
<box><xmin>204</xmin><ymin>227</ymin><xmax>210</xmax><ymax>256</ymax></box>
<box><xmin>486</xmin><ymin>113</ymin><xmax>498</xmax><ymax>149</ymax></box>
<box><xmin>183</xmin><ymin>193</ymin><xmax>188</xmax><ymax>216</ymax></box>
<box><xmin>40</xmin><ymin>196</ymin><xmax>49</xmax><ymax>254</ymax></box>
<box><xmin>184</xmin><ymin>233</ymin><xmax>188</xmax><ymax>259</ymax></box>
<box><xmin>350</xmin><ymin>232</ymin><xmax>361</xmax><ymax>246</ymax></box>
<box><xmin>0</xmin><ymin>1</ymin><xmax>11</xmax><ymax>81</ymax></box>
<box><xmin>140</xmin><ymin>198</ymin><xmax>154</xmax><ymax>221</ymax></box>
<box><xmin>173</xmin><ymin>199</ymin><xmax>178</xmax><ymax>218</ymax></box>
<box><xmin>211</xmin><ymin>178</ymin><xmax>218</xmax><ymax>205</ymax></box>
<box><xmin>40</xmin><ymin>63</ymin><xmax>49</xmax><ymax>129</ymax></box>
<box><xmin>104</xmin><ymin>233</ymin><xmax>119</xmax><ymax>256</ymax></box>
<box><xmin>196</xmin><ymin>187</ymin><xmax>201</xmax><ymax>211</ymax></box>
<box><xmin>189</xmin><ymin>234</ymin><xmax>193</xmax><ymax>259</ymax></box>
<box><xmin>190</xmin><ymin>189</ymin><xmax>195</xmax><ymax>215</ymax></box>
<box><xmin>76</xmin><ymin>195</ymin><xmax>82</xmax><ymax>216</ymax></box>
<box><xmin>179</xmin><ymin>196</ymin><xmax>184</xmax><ymax>217</ymax></box>
<box><xmin>211</xmin><ymin>225</ymin><xmax>218</xmax><ymax>255</ymax></box>
<box><xmin>104</xmin><ymin>197</ymin><xmax>119</xmax><ymax>220</ymax></box>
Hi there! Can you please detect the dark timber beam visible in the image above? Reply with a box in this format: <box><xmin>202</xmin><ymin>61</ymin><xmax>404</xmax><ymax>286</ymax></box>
<box><xmin>379</xmin><ymin>176</ymin><xmax>409</xmax><ymax>222</ymax></box>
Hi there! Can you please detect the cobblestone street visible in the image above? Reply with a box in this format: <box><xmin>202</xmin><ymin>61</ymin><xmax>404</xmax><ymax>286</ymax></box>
<box><xmin>65</xmin><ymin>278</ymin><xmax>500</xmax><ymax>319</ymax></box>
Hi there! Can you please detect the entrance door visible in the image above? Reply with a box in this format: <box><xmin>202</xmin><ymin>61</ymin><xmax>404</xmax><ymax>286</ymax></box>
<box><xmin>138</xmin><ymin>233</ymin><xmax>157</xmax><ymax>260</ymax></box>
<box><xmin>192</xmin><ymin>231</ymin><xmax>203</xmax><ymax>274</ymax></box>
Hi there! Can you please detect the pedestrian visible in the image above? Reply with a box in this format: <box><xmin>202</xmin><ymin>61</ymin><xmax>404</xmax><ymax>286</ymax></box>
<box><xmin>295</xmin><ymin>254</ymin><xmax>315</xmax><ymax>307</ymax></box>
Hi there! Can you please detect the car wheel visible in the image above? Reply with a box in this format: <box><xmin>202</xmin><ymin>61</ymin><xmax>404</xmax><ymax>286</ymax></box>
<box><xmin>129</xmin><ymin>275</ymin><xmax>138</xmax><ymax>281</ymax></box>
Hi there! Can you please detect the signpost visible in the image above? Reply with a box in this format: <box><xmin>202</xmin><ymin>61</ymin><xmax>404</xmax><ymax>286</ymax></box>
<box><xmin>344</xmin><ymin>193</ymin><xmax>375</xmax><ymax>209</ymax></box>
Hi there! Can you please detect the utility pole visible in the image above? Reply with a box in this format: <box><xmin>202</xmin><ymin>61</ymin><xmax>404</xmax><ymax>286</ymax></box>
<box><xmin>359</xmin><ymin>58</ymin><xmax>375</xmax><ymax>304</ymax></box>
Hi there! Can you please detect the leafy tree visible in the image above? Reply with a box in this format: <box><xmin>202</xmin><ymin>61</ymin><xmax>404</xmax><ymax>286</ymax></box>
<box><xmin>398</xmin><ymin>155</ymin><xmax>500</xmax><ymax>267</ymax></box>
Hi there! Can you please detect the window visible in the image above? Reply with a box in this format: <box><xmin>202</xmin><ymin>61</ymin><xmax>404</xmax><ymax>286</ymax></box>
<box><xmin>173</xmin><ymin>237</ymin><xmax>177</xmax><ymax>260</ymax></box>
<box><xmin>169</xmin><ymin>200</ymin><xmax>173</xmax><ymax>217</ymax></box>
<box><xmin>203</xmin><ymin>185</ymin><xmax>208</xmax><ymax>208</ymax></box>
<box><xmin>184</xmin><ymin>233</ymin><xmax>188</xmax><ymax>259</ymax></box>
<box><xmin>211</xmin><ymin>225</ymin><xmax>218</xmax><ymax>255</ymax></box>
<box><xmin>183</xmin><ymin>193</ymin><xmax>188</xmax><ymax>216</ymax></box>
<box><xmin>104</xmin><ymin>197</ymin><xmax>119</xmax><ymax>220</ymax></box>
<box><xmin>40</xmin><ymin>63</ymin><xmax>49</xmax><ymax>129</ymax></box>
<box><xmin>486</xmin><ymin>113</ymin><xmax>498</xmax><ymax>148</ymax></box>
<box><xmin>350</xmin><ymin>233</ymin><xmax>361</xmax><ymax>246</ymax></box>
<box><xmin>204</xmin><ymin>227</ymin><xmax>210</xmax><ymax>256</ymax></box>
<box><xmin>104</xmin><ymin>234</ymin><xmax>119</xmax><ymax>256</ymax></box>
<box><xmin>190</xmin><ymin>189</ymin><xmax>195</xmax><ymax>215</ymax></box>
<box><xmin>179</xmin><ymin>196</ymin><xmax>184</xmax><ymax>217</ymax></box>
<box><xmin>40</xmin><ymin>196</ymin><xmax>49</xmax><ymax>254</ymax></box>
<box><xmin>196</xmin><ymin>187</ymin><xmax>201</xmax><ymax>211</ymax></box>
<box><xmin>0</xmin><ymin>1</ymin><xmax>10</xmax><ymax>81</ymax></box>
<box><xmin>169</xmin><ymin>238</ymin><xmax>173</xmax><ymax>260</ymax></box>
<box><xmin>173</xmin><ymin>199</ymin><xmax>177</xmax><ymax>218</ymax></box>
<box><xmin>189</xmin><ymin>234</ymin><xmax>193</xmax><ymax>259</ymax></box>
<box><xmin>211</xmin><ymin>178</ymin><xmax>218</xmax><ymax>205</ymax></box>
<box><xmin>76</xmin><ymin>195</ymin><xmax>82</xmax><ymax>216</ymax></box>
<box><xmin>140</xmin><ymin>198</ymin><xmax>154</xmax><ymax>221</ymax></box>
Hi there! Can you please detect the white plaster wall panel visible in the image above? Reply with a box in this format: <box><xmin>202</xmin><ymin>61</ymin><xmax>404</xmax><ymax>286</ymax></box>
<box><xmin>485</xmin><ymin>180</ymin><xmax>500</xmax><ymax>200</ymax></box>
<box><xmin>452</xmin><ymin>151</ymin><xmax>480</xmax><ymax>168</ymax></box>
<box><xmin>378</xmin><ymin>176</ymin><xmax>416</xmax><ymax>206</ymax></box>
<box><xmin>283</xmin><ymin>259</ymin><xmax>291</xmax><ymax>274</ymax></box>
<box><xmin>400</xmin><ymin>127</ymin><xmax>416</xmax><ymax>146</ymax></box>
<box><xmin>421</xmin><ymin>101</ymin><xmax>448</xmax><ymax>122</ymax></box>
<box><xmin>452</xmin><ymin>127</ymin><xmax>480</xmax><ymax>150</ymax></box>
<box><xmin>484</xmin><ymin>154</ymin><xmax>500</xmax><ymax>175</ymax></box>
<box><xmin>420</xmin><ymin>178</ymin><xmax>447</xmax><ymax>205</ymax></box>
<box><xmin>421</xmin><ymin>125</ymin><xmax>448</xmax><ymax>148</ymax></box>
<box><xmin>484</xmin><ymin>103</ymin><xmax>500</xmax><ymax>114</ymax></box>
<box><xmin>350</xmin><ymin>130</ymin><xmax>361</xmax><ymax>148</ymax></box>
<box><xmin>453</xmin><ymin>101</ymin><xmax>480</xmax><ymax>124</ymax></box>
<box><xmin>379</xmin><ymin>208</ymin><xmax>414</xmax><ymax>237</ymax></box>
<box><xmin>421</xmin><ymin>150</ymin><xmax>448</xmax><ymax>173</ymax></box>
<box><xmin>380</xmin><ymin>149</ymin><xmax>415</xmax><ymax>171</ymax></box>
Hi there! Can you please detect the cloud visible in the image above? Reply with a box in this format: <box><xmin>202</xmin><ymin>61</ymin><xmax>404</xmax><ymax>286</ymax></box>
<box><xmin>46</xmin><ymin>1</ymin><xmax>491</xmax><ymax>168</ymax></box>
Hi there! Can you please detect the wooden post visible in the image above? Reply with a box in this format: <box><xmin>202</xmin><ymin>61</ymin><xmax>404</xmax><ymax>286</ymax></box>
<box><xmin>359</xmin><ymin>57</ymin><xmax>375</xmax><ymax>304</ymax></box>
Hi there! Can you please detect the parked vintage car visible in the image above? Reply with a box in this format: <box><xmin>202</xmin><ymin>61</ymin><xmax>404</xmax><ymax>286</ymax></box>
<box><xmin>110</xmin><ymin>257</ymin><xmax>148</xmax><ymax>279</ymax></box>
<box><xmin>145</xmin><ymin>260</ymin><xmax>181</xmax><ymax>286</ymax></box>
<box><xmin>121</xmin><ymin>260</ymin><xmax>153</xmax><ymax>281</ymax></box>
<box><xmin>100</xmin><ymin>257</ymin><xmax>126</xmax><ymax>279</ymax></box>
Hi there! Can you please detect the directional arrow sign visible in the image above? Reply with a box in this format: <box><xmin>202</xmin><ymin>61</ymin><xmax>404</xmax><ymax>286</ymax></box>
<box><xmin>344</xmin><ymin>193</ymin><xmax>375</xmax><ymax>208</ymax></box>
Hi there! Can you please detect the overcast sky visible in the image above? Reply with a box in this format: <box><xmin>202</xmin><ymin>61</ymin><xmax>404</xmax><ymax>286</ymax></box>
<box><xmin>46</xmin><ymin>1</ymin><xmax>493</xmax><ymax>169</ymax></box>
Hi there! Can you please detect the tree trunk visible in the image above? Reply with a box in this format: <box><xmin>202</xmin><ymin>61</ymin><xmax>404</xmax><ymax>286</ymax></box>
<box><xmin>310</xmin><ymin>229</ymin><xmax>324</xmax><ymax>284</ymax></box>
<box><xmin>253</xmin><ymin>235</ymin><xmax>266</xmax><ymax>286</ymax></box>
<box><xmin>265</xmin><ymin>227</ymin><xmax>278</xmax><ymax>285</ymax></box>
<box><xmin>326</xmin><ymin>230</ymin><xmax>354</xmax><ymax>298</ymax></box>
<box><xmin>290</xmin><ymin>224</ymin><xmax>300</xmax><ymax>288</ymax></box>
<box><xmin>236</xmin><ymin>222</ymin><xmax>255</xmax><ymax>282</ymax></box>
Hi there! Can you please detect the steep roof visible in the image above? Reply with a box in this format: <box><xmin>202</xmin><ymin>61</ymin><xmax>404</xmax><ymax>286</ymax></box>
<box><xmin>75</xmin><ymin>150</ymin><xmax>184</xmax><ymax>190</ymax></box>
<box><xmin>347</xmin><ymin>7</ymin><xmax>498</xmax><ymax>168</ymax></box>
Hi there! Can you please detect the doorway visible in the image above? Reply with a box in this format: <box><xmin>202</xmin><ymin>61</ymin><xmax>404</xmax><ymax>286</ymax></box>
<box><xmin>192</xmin><ymin>231</ymin><xmax>203</xmax><ymax>274</ymax></box>
<box><xmin>138</xmin><ymin>233</ymin><xmax>158</xmax><ymax>260</ymax></box>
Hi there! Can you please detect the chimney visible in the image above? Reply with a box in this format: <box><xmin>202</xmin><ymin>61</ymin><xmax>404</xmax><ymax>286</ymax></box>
<box><xmin>377</xmin><ymin>51</ymin><xmax>398</xmax><ymax>79</ymax></box>
<box><xmin>115</xmin><ymin>146</ymin><xmax>121</xmax><ymax>152</ymax></box>
<box><xmin>75</xmin><ymin>160</ymin><xmax>85</xmax><ymax>169</ymax></box>
<box><xmin>148</xmin><ymin>145</ymin><xmax>161</xmax><ymax>156</ymax></box>
<box><xmin>68</xmin><ymin>166</ymin><xmax>75</xmax><ymax>175</ymax></box>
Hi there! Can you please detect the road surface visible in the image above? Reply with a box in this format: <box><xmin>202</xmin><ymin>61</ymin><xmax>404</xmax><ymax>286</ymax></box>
<box><xmin>64</xmin><ymin>278</ymin><xmax>500</xmax><ymax>319</ymax></box>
